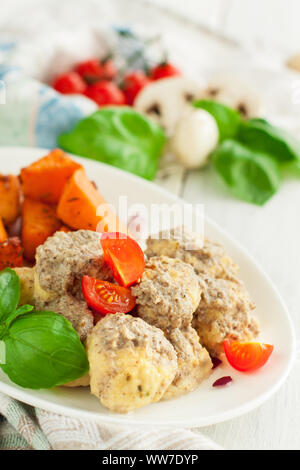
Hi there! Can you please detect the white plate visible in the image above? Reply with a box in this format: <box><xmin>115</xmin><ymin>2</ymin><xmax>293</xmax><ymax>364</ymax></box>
<box><xmin>0</xmin><ymin>147</ymin><xmax>295</xmax><ymax>428</ymax></box>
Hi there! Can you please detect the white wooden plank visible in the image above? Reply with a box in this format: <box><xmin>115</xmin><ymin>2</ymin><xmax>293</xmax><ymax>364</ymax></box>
<box><xmin>139</xmin><ymin>0</ymin><xmax>225</xmax><ymax>31</ymax></box>
<box><xmin>224</xmin><ymin>0</ymin><xmax>300</xmax><ymax>52</ymax></box>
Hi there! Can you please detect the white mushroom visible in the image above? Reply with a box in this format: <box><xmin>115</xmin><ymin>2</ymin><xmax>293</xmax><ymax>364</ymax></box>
<box><xmin>134</xmin><ymin>77</ymin><xmax>203</xmax><ymax>137</ymax></box>
<box><xmin>171</xmin><ymin>109</ymin><xmax>219</xmax><ymax>169</ymax></box>
<box><xmin>201</xmin><ymin>74</ymin><xmax>264</xmax><ymax>119</ymax></box>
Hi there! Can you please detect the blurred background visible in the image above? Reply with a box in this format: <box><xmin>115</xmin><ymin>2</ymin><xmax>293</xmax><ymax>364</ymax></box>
<box><xmin>1</xmin><ymin>0</ymin><xmax>300</xmax><ymax>54</ymax></box>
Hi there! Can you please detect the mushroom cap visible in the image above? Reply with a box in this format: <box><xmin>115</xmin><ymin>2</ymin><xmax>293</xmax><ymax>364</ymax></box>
<box><xmin>201</xmin><ymin>73</ymin><xmax>264</xmax><ymax>119</ymax></box>
<box><xmin>134</xmin><ymin>77</ymin><xmax>203</xmax><ymax>136</ymax></box>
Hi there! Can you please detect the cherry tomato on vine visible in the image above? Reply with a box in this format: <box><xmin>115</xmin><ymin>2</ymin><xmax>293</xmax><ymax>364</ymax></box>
<box><xmin>75</xmin><ymin>58</ymin><xmax>117</xmax><ymax>82</ymax></box>
<box><xmin>85</xmin><ymin>81</ymin><xmax>126</xmax><ymax>106</ymax></box>
<box><xmin>53</xmin><ymin>72</ymin><xmax>87</xmax><ymax>94</ymax></box>
<box><xmin>150</xmin><ymin>62</ymin><xmax>181</xmax><ymax>80</ymax></box>
<box><xmin>123</xmin><ymin>71</ymin><xmax>151</xmax><ymax>105</ymax></box>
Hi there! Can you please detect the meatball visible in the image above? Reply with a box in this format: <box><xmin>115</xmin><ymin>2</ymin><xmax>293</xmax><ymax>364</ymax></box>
<box><xmin>146</xmin><ymin>226</ymin><xmax>238</xmax><ymax>280</ymax></box>
<box><xmin>163</xmin><ymin>326</ymin><xmax>212</xmax><ymax>400</ymax></box>
<box><xmin>33</xmin><ymin>230</ymin><xmax>113</xmax><ymax>340</ymax></box>
<box><xmin>35</xmin><ymin>230</ymin><xmax>112</xmax><ymax>297</ymax></box>
<box><xmin>35</xmin><ymin>293</ymin><xmax>94</xmax><ymax>341</ymax></box>
<box><xmin>193</xmin><ymin>277</ymin><xmax>259</xmax><ymax>357</ymax></box>
<box><xmin>86</xmin><ymin>313</ymin><xmax>177</xmax><ymax>413</ymax></box>
<box><xmin>131</xmin><ymin>256</ymin><xmax>202</xmax><ymax>330</ymax></box>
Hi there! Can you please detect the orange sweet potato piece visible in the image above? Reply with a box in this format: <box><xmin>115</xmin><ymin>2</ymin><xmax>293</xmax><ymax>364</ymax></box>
<box><xmin>20</xmin><ymin>148</ymin><xmax>82</xmax><ymax>204</ymax></box>
<box><xmin>57</xmin><ymin>169</ymin><xmax>128</xmax><ymax>233</ymax></box>
<box><xmin>58</xmin><ymin>225</ymin><xmax>72</xmax><ymax>233</ymax></box>
<box><xmin>0</xmin><ymin>174</ymin><xmax>21</xmax><ymax>224</ymax></box>
<box><xmin>0</xmin><ymin>237</ymin><xmax>23</xmax><ymax>270</ymax></box>
<box><xmin>0</xmin><ymin>218</ymin><xmax>7</xmax><ymax>243</ymax></box>
<box><xmin>22</xmin><ymin>199</ymin><xmax>61</xmax><ymax>261</ymax></box>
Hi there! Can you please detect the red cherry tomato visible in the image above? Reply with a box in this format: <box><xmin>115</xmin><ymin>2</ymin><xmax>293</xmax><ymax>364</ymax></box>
<box><xmin>82</xmin><ymin>276</ymin><xmax>136</xmax><ymax>317</ymax></box>
<box><xmin>101</xmin><ymin>232</ymin><xmax>145</xmax><ymax>287</ymax></box>
<box><xmin>101</xmin><ymin>59</ymin><xmax>117</xmax><ymax>80</ymax></box>
<box><xmin>123</xmin><ymin>71</ymin><xmax>151</xmax><ymax>105</ymax></box>
<box><xmin>223</xmin><ymin>340</ymin><xmax>274</xmax><ymax>372</ymax></box>
<box><xmin>150</xmin><ymin>62</ymin><xmax>181</xmax><ymax>80</ymax></box>
<box><xmin>75</xmin><ymin>59</ymin><xmax>104</xmax><ymax>81</ymax></box>
<box><xmin>75</xmin><ymin>58</ymin><xmax>117</xmax><ymax>82</ymax></box>
<box><xmin>85</xmin><ymin>81</ymin><xmax>126</xmax><ymax>106</ymax></box>
<box><xmin>53</xmin><ymin>72</ymin><xmax>87</xmax><ymax>94</ymax></box>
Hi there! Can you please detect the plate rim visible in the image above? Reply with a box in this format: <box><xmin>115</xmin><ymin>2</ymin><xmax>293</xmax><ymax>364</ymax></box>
<box><xmin>0</xmin><ymin>146</ymin><xmax>296</xmax><ymax>428</ymax></box>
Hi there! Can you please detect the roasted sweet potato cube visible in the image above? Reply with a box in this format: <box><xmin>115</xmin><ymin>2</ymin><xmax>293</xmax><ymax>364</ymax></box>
<box><xmin>22</xmin><ymin>198</ymin><xmax>61</xmax><ymax>261</ymax></box>
<box><xmin>0</xmin><ymin>237</ymin><xmax>23</xmax><ymax>270</ymax></box>
<box><xmin>57</xmin><ymin>168</ymin><xmax>128</xmax><ymax>233</ymax></box>
<box><xmin>0</xmin><ymin>174</ymin><xmax>21</xmax><ymax>224</ymax></box>
<box><xmin>0</xmin><ymin>217</ymin><xmax>7</xmax><ymax>243</ymax></box>
<box><xmin>20</xmin><ymin>148</ymin><xmax>82</xmax><ymax>204</ymax></box>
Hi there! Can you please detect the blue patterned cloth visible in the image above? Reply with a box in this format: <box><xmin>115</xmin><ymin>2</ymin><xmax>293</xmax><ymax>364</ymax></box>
<box><xmin>0</xmin><ymin>29</ymin><xmax>161</xmax><ymax>149</ymax></box>
<box><xmin>0</xmin><ymin>61</ymin><xmax>96</xmax><ymax>148</ymax></box>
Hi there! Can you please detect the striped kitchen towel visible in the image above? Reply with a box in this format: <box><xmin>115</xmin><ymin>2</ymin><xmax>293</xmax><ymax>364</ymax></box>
<box><xmin>0</xmin><ymin>392</ymin><xmax>222</xmax><ymax>451</ymax></box>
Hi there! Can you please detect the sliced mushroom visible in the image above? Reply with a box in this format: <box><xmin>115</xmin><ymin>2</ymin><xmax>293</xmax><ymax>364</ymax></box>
<box><xmin>134</xmin><ymin>77</ymin><xmax>203</xmax><ymax>136</ymax></box>
<box><xmin>201</xmin><ymin>74</ymin><xmax>264</xmax><ymax>119</ymax></box>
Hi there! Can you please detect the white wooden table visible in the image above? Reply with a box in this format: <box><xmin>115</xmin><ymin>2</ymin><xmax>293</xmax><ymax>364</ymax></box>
<box><xmin>1</xmin><ymin>0</ymin><xmax>300</xmax><ymax>450</ymax></box>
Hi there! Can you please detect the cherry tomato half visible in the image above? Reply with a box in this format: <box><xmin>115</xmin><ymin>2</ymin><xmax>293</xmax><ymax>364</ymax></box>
<box><xmin>85</xmin><ymin>81</ymin><xmax>126</xmax><ymax>106</ymax></box>
<box><xmin>101</xmin><ymin>232</ymin><xmax>145</xmax><ymax>287</ymax></box>
<box><xmin>223</xmin><ymin>340</ymin><xmax>274</xmax><ymax>372</ymax></box>
<box><xmin>53</xmin><ymin>72</ymin><xmax>87</xmax><ymax>94</ymax></box>
<box><xmin>82</xmin><ymin>276</ymin><xmax>136</xmax><ymax>316</ymax></box>
<box><xmin>150</xmin><ymin>62</ymin><xmax>181</xmax><ymax>80</ymax></box>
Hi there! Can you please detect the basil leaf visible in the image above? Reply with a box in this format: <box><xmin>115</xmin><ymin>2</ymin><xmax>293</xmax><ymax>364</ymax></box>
<box><xmin>194</xmin><ymin>100</ymin><xmax>242</xmax><ymax>141</ymax></box>
<box><xmin>212</xmin><ymin>140</ymin><xmax>281</xmax><ymax>205</ymax></box>
<box><xmin>238</xmin><ymin>118</ymin><xmax>300</xmax><ymax>165</ymax></box>
<box><xmin>0</xmin><ymin>269</ymin><xmax>20</xmax><ymax>322</ymax></box>
<box><xmin>1</xmin><ymin>311</ymin><xmax>89</xmax><ymax>389</ymax></box>
<box><xmin>5</xmin><ymin>305</ymin><xmax>34</xmax><ymax>328</ymax></box>
<box><xmin>59</xmin><ymin>107</ymin><xmax>166</xmax><ymax>180</ymax></box>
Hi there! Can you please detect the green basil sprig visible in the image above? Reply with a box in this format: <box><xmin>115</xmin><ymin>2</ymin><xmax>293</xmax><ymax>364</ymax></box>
<box><xmin>212</xmin><ymin>140</ymin><xmax>281</xmax><ymax>206</ymax></box>
<box><xmin>193</xmin><ymin>100</ymin><xmax>300</xmax><ymax>205</ymax></box>
<box><xmin>0</xmin><ymin>268</ymin><xmax>20</xmax><ymax>322</ymax></box>
<box><xmin>194</xmin><ymin>100</ymin><xmax>242</xmax><ymax>141</ymax></box>
<box><xmin>238</xmin><ymin>118</ymin><xmax>300</xmax><ymax>165</ymax></box>
<box><xmin>0</xmin><ymin>269</ymin><xmax>89</xmax><ymax>389</ymax></box>
<box><xmin>59</xmin><ymin>106</ymin><xmax>166</xmax><ymax>180</ymax></box>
